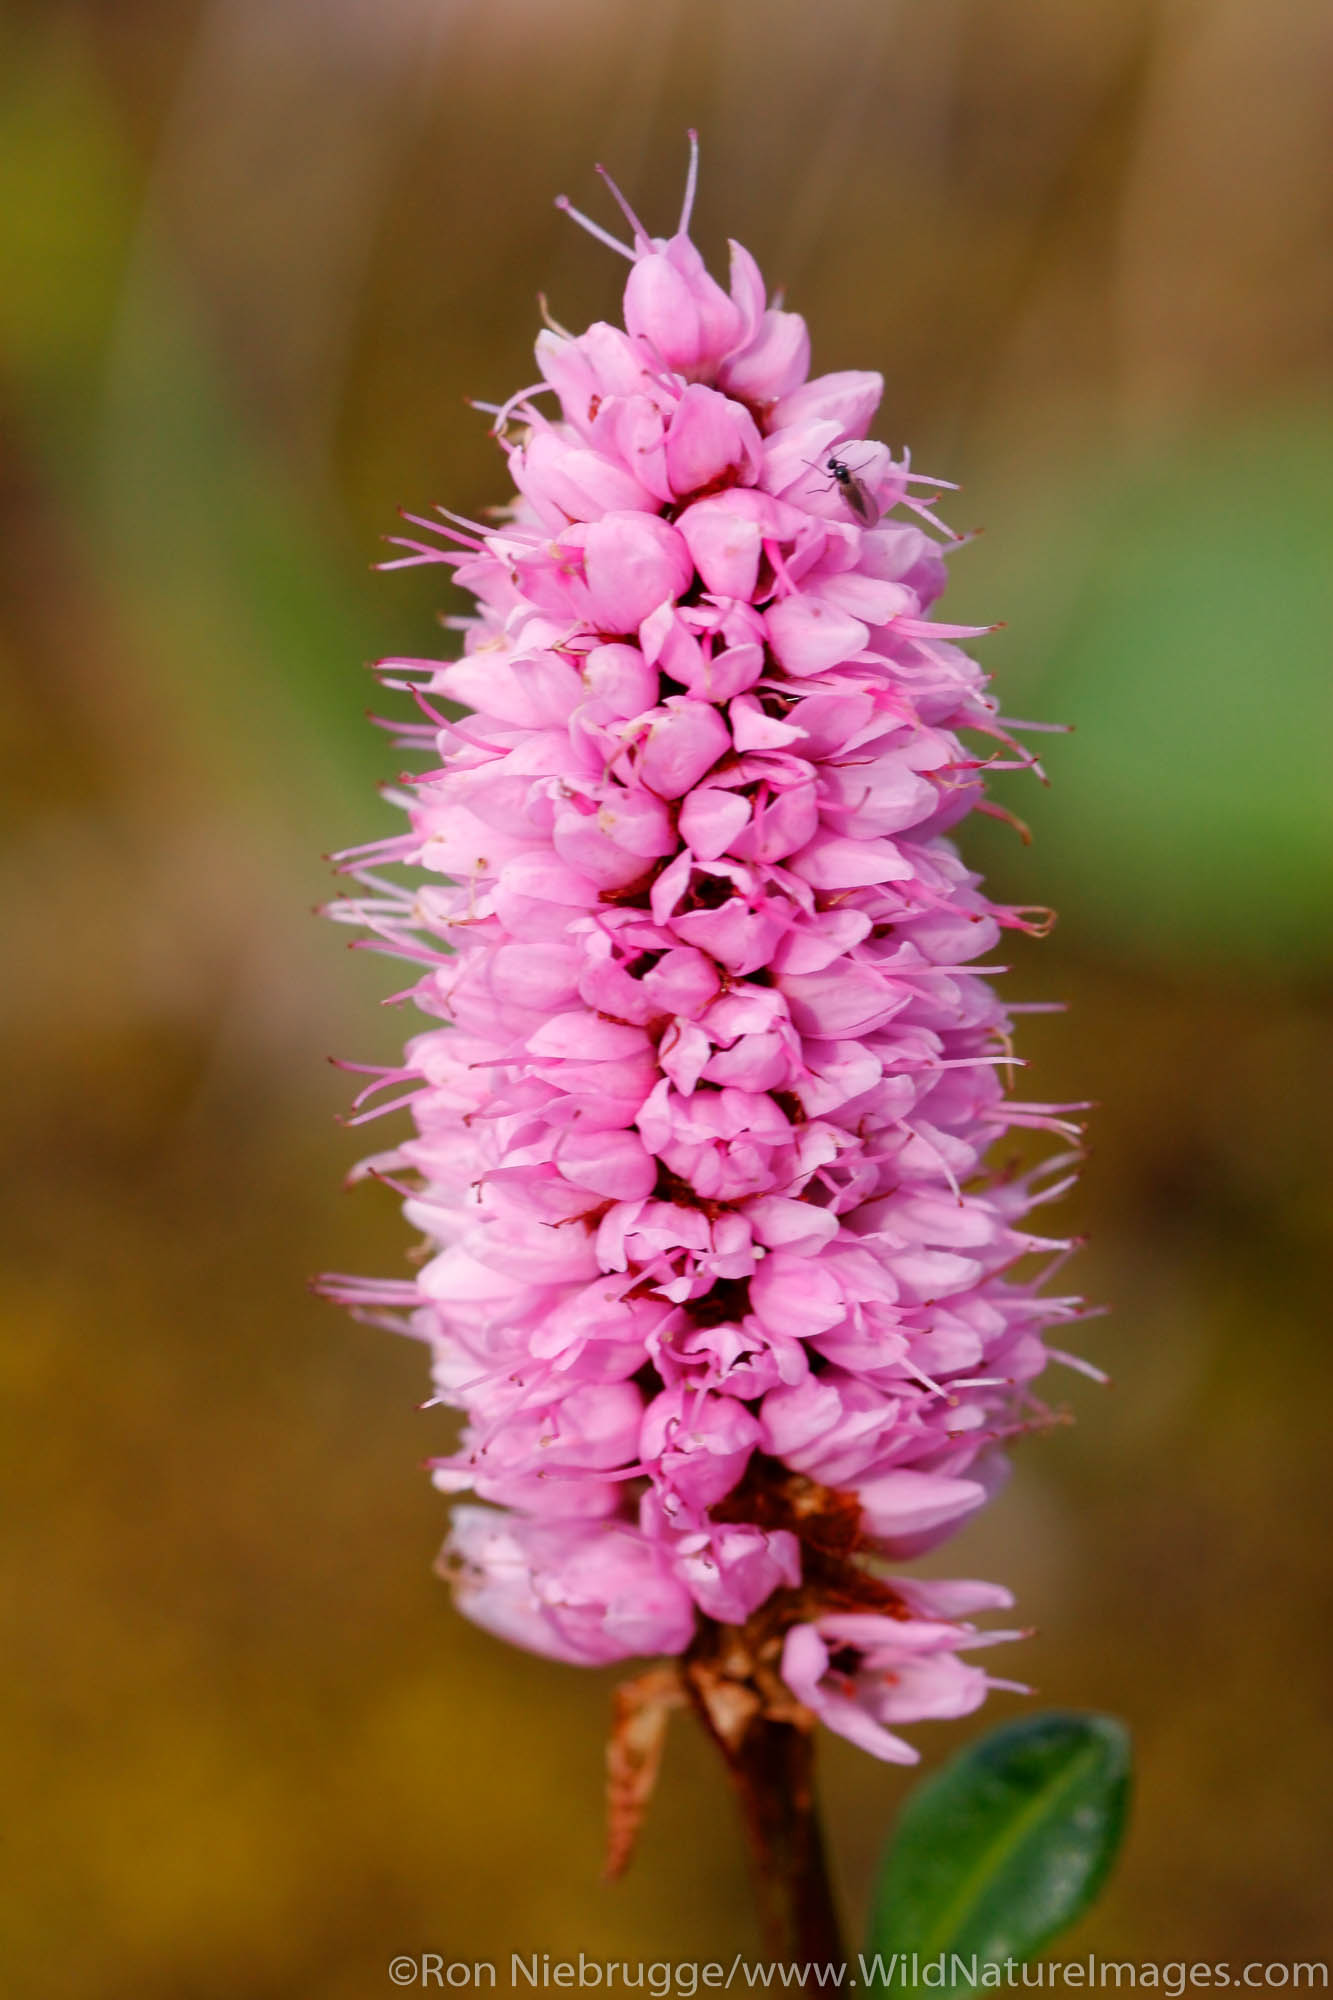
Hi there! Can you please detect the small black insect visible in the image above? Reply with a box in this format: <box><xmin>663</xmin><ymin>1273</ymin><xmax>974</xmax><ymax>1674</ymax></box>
<box><xmin>806</xmin><ymin>452</ymin><xmax>880</xmax><ymax>526</ymax></box>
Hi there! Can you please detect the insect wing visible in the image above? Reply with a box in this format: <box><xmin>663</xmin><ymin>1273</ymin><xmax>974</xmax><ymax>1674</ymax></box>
<box><xmin>841</xmin><ymin>474</ymin><xmax>879</xmax><ymax>526</ymax></box>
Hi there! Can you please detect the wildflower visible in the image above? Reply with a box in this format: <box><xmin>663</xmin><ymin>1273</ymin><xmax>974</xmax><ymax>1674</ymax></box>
<box><xmin>323</xmin><ymin>138</ymin><xmax>1087</xmax><ymax>1768</ymax></box>
<box><xmin>779</xmin><ymin>1584</ymin><xmax>1028</xmax><ymax>1764</ymax></box>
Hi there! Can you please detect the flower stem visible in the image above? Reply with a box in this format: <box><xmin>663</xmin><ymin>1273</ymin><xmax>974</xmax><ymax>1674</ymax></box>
<box><xmin>686</xmin><ymin>1670</ymin><xmax>844</xmax><ymax>1982</ymax></box>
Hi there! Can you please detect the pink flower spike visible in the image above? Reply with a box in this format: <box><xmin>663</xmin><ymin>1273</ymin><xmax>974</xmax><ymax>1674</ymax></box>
<box><xmin>328</xmin><ymin>141</ymin><xmax>1090</xmax><ymax>1782</ymax></box>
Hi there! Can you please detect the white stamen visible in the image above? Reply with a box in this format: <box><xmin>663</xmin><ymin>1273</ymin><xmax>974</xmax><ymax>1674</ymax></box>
<box><xmin>554</xmin><ymin>194</ymin><xmax>634</xmax><ymax>261</ymax></box>
<box><xmin>679</xmin><ymin>129</ymin><xmax>700</xmax><ymax>236</ymax></box>
<box><xmin>485</xmin><ymin>379</ymin><xmax>553</xmax><ymax>436</ymax></box>
<box><xmin>1048</xmin><ymin>1348</ymin><xmax>1112</xmax><ymax>1385</ymax></box>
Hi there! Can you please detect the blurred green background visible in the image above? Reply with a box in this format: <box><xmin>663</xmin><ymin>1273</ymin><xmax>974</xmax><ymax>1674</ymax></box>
<box><xmin>2</xmin><ymin>1</ymin><xmax>1330</xmax><ymax>1994</ymax></box>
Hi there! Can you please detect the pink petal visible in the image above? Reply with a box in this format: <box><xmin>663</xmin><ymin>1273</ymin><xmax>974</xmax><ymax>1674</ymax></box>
<box><xmin>636</xmin><ymin>699</ymin><xmax>732</xmax><ymax>799</ymax></box>
<box><xmin>765</xmin><ymin>595</ymin><xmax>870</xmax><ymax>676</ymax></box>
<box><xmin>583</xmin><ymin>513</ymin><xmax>693</xmax><ymax>633</ymax></box>
<box><xmin>678</xmin><ymin>786</ymin><xmax>752</xmax><ymax>861</ymax></box>
<box><xmin>664</xmin><ymin>383</ymin><xmax>763</xmax><ymax>498</ymax></box>
<box><xmin>772</xmin><ymin>368</ymin><xmax>884</xmax><ymax>437</ymax></box>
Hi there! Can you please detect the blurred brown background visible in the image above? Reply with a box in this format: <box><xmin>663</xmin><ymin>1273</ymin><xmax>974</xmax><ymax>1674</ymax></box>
<box><xmin>2</xmin><ymin>1</ymin><xmax>1330</xmax><ymax>1994</ymax></box>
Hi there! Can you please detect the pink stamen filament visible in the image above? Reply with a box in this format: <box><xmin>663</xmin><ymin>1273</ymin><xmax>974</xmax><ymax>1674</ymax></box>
<box><xmin>593</xmin><ymin>161</ymin><xmax>652</xmax><ymax>250</ymax></box>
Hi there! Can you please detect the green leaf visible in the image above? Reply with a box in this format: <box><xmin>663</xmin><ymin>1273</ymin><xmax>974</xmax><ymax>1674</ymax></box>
<box><xmin>959</xmin><ymin>411</ymin><xmax>1333</xmax><ymax>970</ymax></box>
<box><xmin>864</xmin><ymin>1712</ymin><xmax>1131</xmax><ymax>1991</ymax></box>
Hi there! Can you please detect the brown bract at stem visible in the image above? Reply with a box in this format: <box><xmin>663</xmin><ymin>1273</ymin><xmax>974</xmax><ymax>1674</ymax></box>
<box><xmin>605</xmin><ymin>1666</ymin><xmax>688</xmax><ymax>1882</ymax></box>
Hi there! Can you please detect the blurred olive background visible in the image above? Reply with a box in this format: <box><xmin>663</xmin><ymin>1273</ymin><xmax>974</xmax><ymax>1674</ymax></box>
<box><xmin>2</xmin><ymin>1</ymin><xmax>1330</xmax><ymax>1994</ymax></box>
